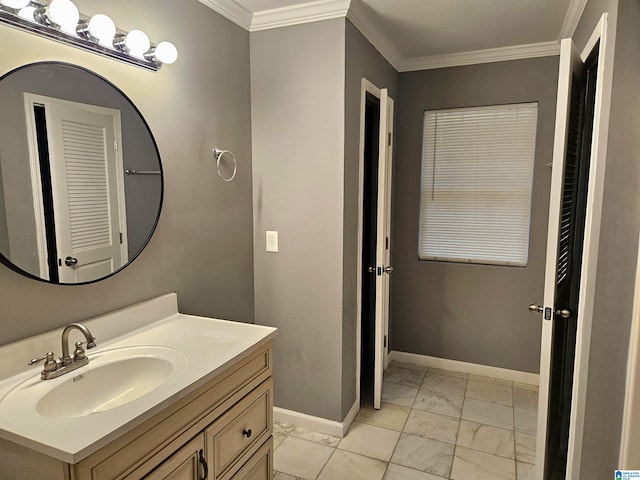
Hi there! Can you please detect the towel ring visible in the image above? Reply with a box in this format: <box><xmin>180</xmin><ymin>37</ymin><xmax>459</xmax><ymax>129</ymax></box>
<box><xmin>212</xmin><ymin>148</ymin><xmax>237</xmax><ymax>182</ymax></box>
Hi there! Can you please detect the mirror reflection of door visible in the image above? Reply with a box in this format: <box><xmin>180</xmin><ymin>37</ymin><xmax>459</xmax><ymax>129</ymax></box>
<box><xmin>24</xmin><ymin>94</ymin><xmax>127</xmax><ymax>283</ymax></box>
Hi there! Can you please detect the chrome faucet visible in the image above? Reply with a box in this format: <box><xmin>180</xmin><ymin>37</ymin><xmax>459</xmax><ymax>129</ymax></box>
<box><xmin>28</xmin><ymin>323</ymin><xmax>97</xmax><ymax>380</ymax></box>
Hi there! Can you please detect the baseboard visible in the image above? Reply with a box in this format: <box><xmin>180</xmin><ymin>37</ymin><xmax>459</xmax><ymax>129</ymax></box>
<box><xmin>274</xmin><ymin>400</ymin><xmax>359</xmax><ymax>438</ymax></box>
<box><xmin>341</xmin><ymin>400</ymin><xmax>359</xmax><ymax>435</ymax></box>
<box><xmin>272</xmin><ymin>354</ymin><xmax>537</xmax><ymax>438</ymax></box>
<box><xmin>390</xmin><ymin>350</ymin><xmax>539</xmax><ymax>386</ymax></box>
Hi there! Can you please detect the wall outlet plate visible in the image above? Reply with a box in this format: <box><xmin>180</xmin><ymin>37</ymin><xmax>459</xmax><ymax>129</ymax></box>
<box><xmin>266</xmin><ymin>231</ymin><xmax>278</xmax><ymax>253</ymax></box>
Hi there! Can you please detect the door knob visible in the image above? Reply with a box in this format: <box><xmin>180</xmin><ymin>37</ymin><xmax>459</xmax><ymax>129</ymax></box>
<box><xmin>529</xmin><ymin>303</ymin><xmax>572</xmax><ymax>319</ymax></box>
<box><xmin>383</xmin><ymin>266</ymin><xmax>394</xmax><ymax>274</ymax></box>
<box><xmin>368</xmin><ymin>266</ymin><xmax>375</xmax><ymax>273</ymax></box>
<box><xmin>65</xmin><ymin>256</ymin><xmax>78</xmax><ymax>266</ymax></box>
<box><xmin>528</xmin><ymin>303</ymin><xmax>544</xmax><ymax>314</ymax></box>
<box><xmin>555</xmin><ymin>308</ymin><xmax>572</xmax><ymax>319</ymax></box>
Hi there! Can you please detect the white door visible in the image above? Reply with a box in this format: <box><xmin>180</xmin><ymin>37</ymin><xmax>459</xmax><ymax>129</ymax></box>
<box><xmin>43</xmin><ymin>98</ymin><xmax>127</xmax><ymax>283</ymax></box>
<box><xmin>373</xmin><ymin>88</ymin><xmax>394</xmax><ymax>410</ymax></box>
<box><xmin>534</xmin><ymin>37</ymin><xmax>582</xmax><ymax>480</ymax></box>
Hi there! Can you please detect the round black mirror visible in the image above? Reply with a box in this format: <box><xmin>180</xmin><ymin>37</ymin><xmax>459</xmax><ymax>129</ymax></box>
<box><xmin>0</xmin><ymin>62</ymin><xmax>162</xmax><ymax>285</ymax></box>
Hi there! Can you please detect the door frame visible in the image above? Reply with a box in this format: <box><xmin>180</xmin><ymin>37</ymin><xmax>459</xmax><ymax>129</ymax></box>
<box><xmin>620</xmin><ymin>226</ymin><xmax>640</xmax><ymax>467</ymax></box>
<box><xmin>565</xmin><ymin>13</ymin><xmax>613</xmax><ymax>479</ymax></box>
<box><xmin>23</xmin><ymin>94</ymin><xmax>49</xmax><ymax>279</ymax></box>
<box><xmin>355</xmin><ymin>78</ymin><xmax>393</xmax><ymax>408</ymax></box>
<box><xmin>535</xmin><ymin>13</ymin><xmax>613</xmax><ymax>479</ymax></box>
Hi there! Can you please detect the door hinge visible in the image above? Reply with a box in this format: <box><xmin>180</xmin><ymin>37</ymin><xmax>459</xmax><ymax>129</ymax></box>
<box><xmin>388</xmin><ymin>132</ymin><xmax>392</xmax><ymax>146</ymax></box>
<box><xmin>386</xmin><ymin>237</ymin><xmax>389</xmax><ymax>250</ymax></box>
<box><xmin>384</xmin><ymin>335</ymin><xmax>387</xmax><ymax>348</ymax></box>
<box><xmin>119</xmin><ymin>232</ymin><xmax>123</xmax><ymax>244</ymax></box>
<box><xmin>114</xmin><ymin>140</ymin><xmax>118</xmax><ymax>151</ymax></box>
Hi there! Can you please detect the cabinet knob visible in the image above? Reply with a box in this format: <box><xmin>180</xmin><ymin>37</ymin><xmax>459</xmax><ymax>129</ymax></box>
<box><xmin>242</xmin><ymin>428</ymin><xmax>252</xmax><ymax>438</ymax></box>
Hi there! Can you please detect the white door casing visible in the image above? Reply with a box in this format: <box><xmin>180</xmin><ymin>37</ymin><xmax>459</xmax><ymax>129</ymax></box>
<box><xmin>25</xmin><ymin>94</ymin><xmax>128</xmax><ymax>283</ymax></box>
<box><xmin>620</xmin><ymin>233</ymin><xmax>640</xmax><ymax>467</ymax></box>
<box><xmin>565</xmin><ymin>14</ymin><xmax>611</xmax><ymax>478</ymax></box>
<box><xmin>23</xmin><ymin>95</ymin><xmax>50</xmax><ymax>279</ymax></box>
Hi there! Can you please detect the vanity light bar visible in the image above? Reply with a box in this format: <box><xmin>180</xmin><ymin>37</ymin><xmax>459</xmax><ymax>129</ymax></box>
<box><xmin>0</xmin><ymin>0</ymin><xmax>177</xmax><ymax>71</ymax></box>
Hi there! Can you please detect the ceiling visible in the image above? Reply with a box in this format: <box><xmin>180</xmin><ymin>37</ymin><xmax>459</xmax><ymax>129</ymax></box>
<box><xmin>199</xmin><ymin>0</ymin><xmax>586</xmax><ymax>71</ymax></box>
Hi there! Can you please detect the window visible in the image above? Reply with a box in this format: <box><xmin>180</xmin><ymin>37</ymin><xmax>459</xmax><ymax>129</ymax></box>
<box><xmin>419</xmin><ymin>102</ymin><xmax>538</xmax><ymax>266</ymax></box>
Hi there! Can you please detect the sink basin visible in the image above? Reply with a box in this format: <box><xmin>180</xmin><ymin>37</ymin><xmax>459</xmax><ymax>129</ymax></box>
<box><xmin>0</xmin><ymin>346</ymin><xmax>187</xmax><ymax>420</ymax></box>
<box><xmin>38</xmin><ymin>356</ymin><xmax>173</xmax><ymax>418</ymax></box>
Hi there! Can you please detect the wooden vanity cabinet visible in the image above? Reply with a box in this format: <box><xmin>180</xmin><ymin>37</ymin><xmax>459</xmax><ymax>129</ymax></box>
<box><xmin>0</xmin><ymin>342</ymin><xmax>273</xmax><ymax>480</ymax></box>
<box><xmin>144</xmin><ymin>372</ymin><xmax>273</xmax><ymax>480</ymax></box>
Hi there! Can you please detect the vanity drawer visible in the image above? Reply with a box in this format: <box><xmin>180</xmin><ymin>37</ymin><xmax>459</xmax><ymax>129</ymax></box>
<box><xmin>206</xmin><ymin>379</ymin><xmax>272</xmax><ymax>478</ymax></box>
<box><xmin>222</xmin><ymin>438</ymin><xmax>273</xmax><ymax>480</ymax></box>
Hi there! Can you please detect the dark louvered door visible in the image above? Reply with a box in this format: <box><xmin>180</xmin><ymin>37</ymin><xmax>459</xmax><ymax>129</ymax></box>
<box><xmin>546</xmin><ymin>44</ymin><xmax>599</xmax><ymax>480</ymax></box>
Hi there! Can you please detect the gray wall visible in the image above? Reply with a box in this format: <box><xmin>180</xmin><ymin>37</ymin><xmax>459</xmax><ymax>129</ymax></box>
<box><xmin>251</xmin><ymin>17</ymin><xmax>398</xmax><ymax>421</ymax></box>
<box><xmin>251</xmin><ymin>19</ymin><xmax>346</xmax><ymax>421</ymax></box>
<box><xmin>571</xmin><ymin>0</ymin><xmax>640</xmax><ymax>476</ymax></box>
<box><xmin>391</xmin><ymin>57</ymin><xmax>559</xmax><ymax>373</ymax></box>
<box><xmin>0</xmin><ymin>0</ymin><xmax>254</xmax><ymax>346</ymax></box>
<box><xmin>343</xmin><ymin>19</ymin><xmax>398</xmax><ymax>416</ymax></box>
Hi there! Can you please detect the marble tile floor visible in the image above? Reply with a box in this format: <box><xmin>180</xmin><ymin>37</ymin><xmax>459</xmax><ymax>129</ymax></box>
<box><xmin>273</xmin><ymin>362</ymin><xmax>539</xmax><ymax>480</ymax></box>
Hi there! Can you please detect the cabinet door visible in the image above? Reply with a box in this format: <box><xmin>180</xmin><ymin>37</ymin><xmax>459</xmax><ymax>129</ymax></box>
<box><xmin>144</xmin><ymin>435</ymin><xmax>206</xmax><ymax>480</ymax></box>
<box><xmin>224</xmin><ymin>439</ymin><xmax>272</xmax><ymax>480</ymax></box>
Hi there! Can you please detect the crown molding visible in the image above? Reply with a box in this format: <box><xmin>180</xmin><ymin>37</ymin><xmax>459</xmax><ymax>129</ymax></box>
<box><xmin>250</xmin><ymin>0</ymin><xmax>350</xmax><ymax>32</ymax></box>
<box><xmin>560</xmin><ymin>0</ymin><xmax>589</xmax><ymax>39</ymax></box>
<box><xmin>399</xmin><ymin>41</ymin><xmax>561</xmax><ymax>72</ymax></box>
<box><xmin>346</xmin><ymin>0</ymin><xmax>403</xmax><ymax>70</ymax></box>
<box><xmin>200</xmin><ymin>0</ymin><xmax>564</xmax><ymax>72</ymax></box>
<box><xmin>198</xmin><ymin>0</ymin><xmax>252</xmax><ymax>30</ymax></box>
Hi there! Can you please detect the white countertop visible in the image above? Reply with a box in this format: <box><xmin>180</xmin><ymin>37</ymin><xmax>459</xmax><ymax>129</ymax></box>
<box><xmin>0</xmin><ymin>295</ymin><xmax>277</xmax><ymax>463</ymax></box>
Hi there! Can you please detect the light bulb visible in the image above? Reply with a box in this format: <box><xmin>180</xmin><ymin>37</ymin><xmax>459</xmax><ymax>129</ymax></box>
<box><xmin>1</xmin><ymin>0</ymin><xmax>30</xmax><ymax>9</ymax></box>
<box><xmin>154</xmin><ymin>41</ymin><xmax>178</xmax><ymax>64</ymax></box>
<box><xmin>48</xmin><ymin>0</ymin><xmax>79</xmax><ymax>35</ymax></box>
<box><xmin>124</xmin><ymin>29</ymin><xmax>150</xmax><ymax>57</ymax></box>
<box><xmin>18</xmin><ymin>5</ymin><xmax>36</xmax><ymax>21</ymax></box>
<box><xmin>88</xmin><ymin>14</ymin><xmax>116</xmax><ymax>47</ymax></box>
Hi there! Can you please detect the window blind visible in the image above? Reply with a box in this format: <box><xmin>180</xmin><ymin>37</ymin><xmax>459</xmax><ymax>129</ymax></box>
<box><xmin>419</xmin><ymin>103</ymin><xmax>538</xmax><ymax>266</ymax></box>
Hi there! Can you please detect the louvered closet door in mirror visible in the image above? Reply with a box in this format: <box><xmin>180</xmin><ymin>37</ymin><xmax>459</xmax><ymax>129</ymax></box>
<box><xmin>44</xmin><ymin>96</ymin><xmax>127</xmax><ymax>284</ymax></box>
